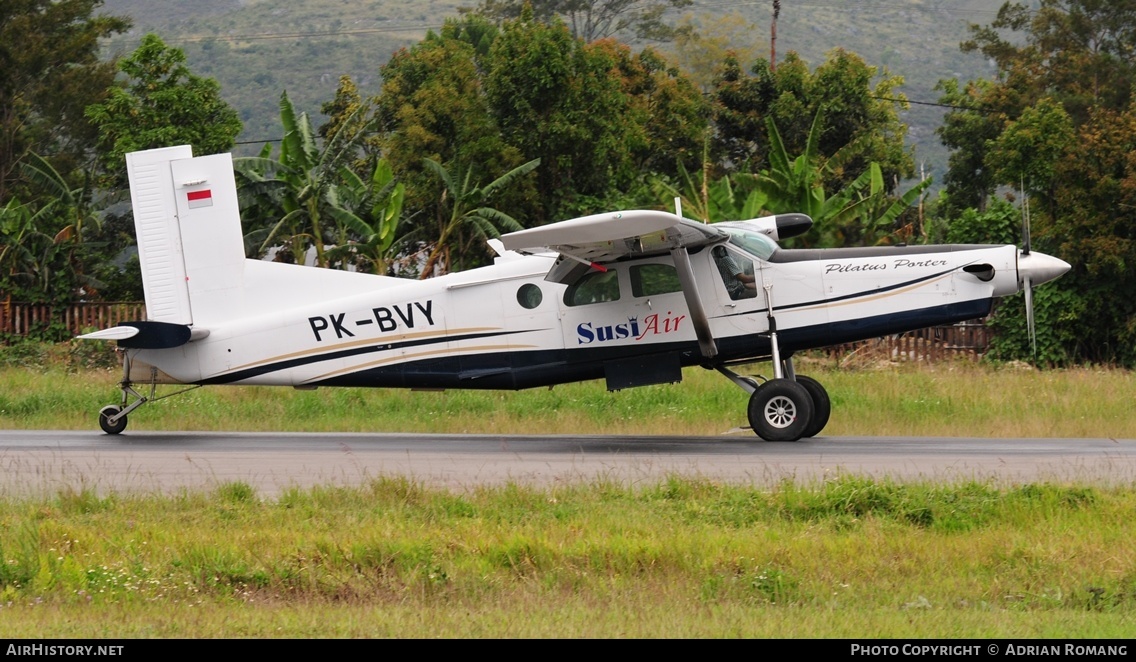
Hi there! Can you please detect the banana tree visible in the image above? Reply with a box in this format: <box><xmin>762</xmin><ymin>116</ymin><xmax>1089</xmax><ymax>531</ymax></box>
<box><xmin>652</xmin><ymin>160</ymin><xmax>769</xmax><ymax>224</ymax></box>
<box><xmin>753</xmin><ymin>110</ymin><xmax>931</xmax><ymax>247</ymax></box>
<box><xmin>235</xmin><ymin>92</ymin><xmax>376</xmax><ymax>267</ymax></box>
<box><xmin>324</xmin><ymin>158</ymin><xmax>407</xmax><ymax>274</ymax></box>
<box><xmin>417</xmin><ymin>157</ymin><xmax>540</xmax><ymax>277</ymax></box>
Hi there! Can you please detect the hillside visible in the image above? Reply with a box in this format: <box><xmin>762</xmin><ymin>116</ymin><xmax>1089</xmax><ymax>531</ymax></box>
<box><xmin>98</xmin><ymin>0</ymin><xmax>1006</xmax><ymax>187</ymax></box>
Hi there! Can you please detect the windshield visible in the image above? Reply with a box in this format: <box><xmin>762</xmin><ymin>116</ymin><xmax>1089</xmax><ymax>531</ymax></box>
<box><xmin>724</xmin><ymin>227</ymin><xmax>779</xmax><ymax>261</ymax></box>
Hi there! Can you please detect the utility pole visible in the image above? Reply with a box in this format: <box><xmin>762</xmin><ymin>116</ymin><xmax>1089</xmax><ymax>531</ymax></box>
<box><xmin>771</xmin><ymin>0</ymin><xmax>781</xmax><ymax>71</ymax></box>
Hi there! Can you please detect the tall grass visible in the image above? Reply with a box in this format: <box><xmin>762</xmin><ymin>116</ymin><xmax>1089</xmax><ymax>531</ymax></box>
<box><xmin>2</xmin><ymin>347</ymin><xmax>1134</xmax><ymax>438</ymax></box>
<box><xmin>0</xmin><ymin>477</ymin><xmax>1134</xmax><ymax>637</ymax></box>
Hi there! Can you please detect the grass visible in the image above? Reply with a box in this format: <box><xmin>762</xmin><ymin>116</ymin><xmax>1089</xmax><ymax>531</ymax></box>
<box><xmin>0</xmin><ymin>477</ymin><xmax>1134</xmax><ymax>637</ymax></box>
<box><xmin>1</xmin><ymin>340</ymin><xmax>1134</xmax><ymax>438</ymax></box>
<box><xmin>1</xmin><ymin>341</ymin><xmax>1134</xmax><ymax>637</ymax></box>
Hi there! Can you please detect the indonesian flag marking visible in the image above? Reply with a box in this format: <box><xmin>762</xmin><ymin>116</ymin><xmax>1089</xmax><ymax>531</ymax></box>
<box><xmin>187</xmin><ymin>189</ymin><xmax>213</xmax><ymax>209</ymax></box>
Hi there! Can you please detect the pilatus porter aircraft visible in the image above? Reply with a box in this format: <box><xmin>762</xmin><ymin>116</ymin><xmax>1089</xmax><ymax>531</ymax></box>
<box><xmin>80</xmin><ymin>146</ymin><xmax>1070</xmax><ymax>440</ymax></box>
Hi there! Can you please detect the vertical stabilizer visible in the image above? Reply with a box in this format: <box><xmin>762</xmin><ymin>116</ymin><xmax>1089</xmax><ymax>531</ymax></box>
<box><xmin>127</xmin><ymin>146</ymin><xmax>194</xmax><ymax>324</ymax></box>
<box><xmin>126</xmin><ymin>146</ymin><xmax>248</xmax><ymax>326</ymax></box>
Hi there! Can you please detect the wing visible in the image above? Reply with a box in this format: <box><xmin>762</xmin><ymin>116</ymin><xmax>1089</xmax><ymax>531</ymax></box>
<box><xmin>501</xmin><ymin>210</ymin><xmax>726</xmax><ymax>284</ymax></box>
<box><xmin>502</xmin><ymin>209</ymin><xmax>726</xmax><ymax>359</ymax></box>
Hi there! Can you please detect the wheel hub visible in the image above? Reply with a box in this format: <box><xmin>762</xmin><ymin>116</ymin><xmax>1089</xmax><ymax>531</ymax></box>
<box><xmin>764</xmin><ymin>395</ymin><xmax>797</xmax><ymax>428</ymax></box>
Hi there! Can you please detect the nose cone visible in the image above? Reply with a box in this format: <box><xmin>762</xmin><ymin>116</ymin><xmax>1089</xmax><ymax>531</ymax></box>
<box><xmin>1019</xmin><ymin>251</ymin><xmax>1071</xmax><ymax>286</ymax></box>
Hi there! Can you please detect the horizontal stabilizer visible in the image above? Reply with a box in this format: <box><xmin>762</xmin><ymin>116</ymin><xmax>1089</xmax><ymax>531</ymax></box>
<box><xmin>80</xmin><ymin>321</ymin><xmax>202</xmax><ymax>349</ymax></box>
<box><xmin>78</xmin><ymin>326</ymin><xmax>141</xmax><ymax>341</ymax></box>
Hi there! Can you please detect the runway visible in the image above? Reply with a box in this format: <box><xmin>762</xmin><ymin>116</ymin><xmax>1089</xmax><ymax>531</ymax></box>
<box><xmin>2</xmin><ymin>430</ymin><xmax>1134</xmax><ymax>497</ymax></box>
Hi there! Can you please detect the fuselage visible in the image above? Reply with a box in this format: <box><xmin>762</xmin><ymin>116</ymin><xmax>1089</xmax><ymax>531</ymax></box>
<box><xmin>127</xmin><ymin>233</ymin><xmax>1025</xmax><ymax>391</ymax></box>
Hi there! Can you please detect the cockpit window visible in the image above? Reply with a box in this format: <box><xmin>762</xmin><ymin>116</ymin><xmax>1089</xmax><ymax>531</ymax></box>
<box><xmin>564</xmin><ymin>269</ymin><xmax>620</xmax><ymax>306</ymax></box>
<box><xmin>725</xmin><ymin>228</ymin><xmax>778</xmax><ymax>261</ymax></box>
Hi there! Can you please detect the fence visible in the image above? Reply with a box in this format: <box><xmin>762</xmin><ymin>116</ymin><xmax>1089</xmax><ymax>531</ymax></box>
<box><xmin>1</xmin><ymin>302</ymin><xmax>148</xmax><ymax>339</ymax></box>
<box><xmin>826</xmin><ymin>321</ymin><xmax>993</xmax><ymax>363</ymax></box>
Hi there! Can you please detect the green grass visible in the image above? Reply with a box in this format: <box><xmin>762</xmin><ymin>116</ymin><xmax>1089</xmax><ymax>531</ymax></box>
<box><xmin>2</xmin><ymin>341</ymin><xmax>1134</xmax><ymax>438</ymax></box>
<box><xmin>0</xmin><ymin>477</ymin><xmax>1134</xmax><ymax>637</ymax></box>
<box><xmin>2</xmin><ymin>342</ymin><xmax>1134</xmax><ymax>636</ymax></box>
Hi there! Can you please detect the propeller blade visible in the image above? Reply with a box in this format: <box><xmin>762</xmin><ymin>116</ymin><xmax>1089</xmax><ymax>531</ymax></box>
<box><xmin>1021</xmin><ymin>181</ymin><xmax>1031</xmax><ymax>255</ymax></box>
<box><xmin>1024</xmin><ymin>274</ymin><xmax>1036</xmax><ymax>358</ymax></box>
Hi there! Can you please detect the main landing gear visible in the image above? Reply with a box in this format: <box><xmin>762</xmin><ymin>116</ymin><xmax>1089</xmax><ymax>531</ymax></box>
<box><xmin>716</xmin><ymin>357</ymin><xmax>831</xmax><ymax>442</ymax></box>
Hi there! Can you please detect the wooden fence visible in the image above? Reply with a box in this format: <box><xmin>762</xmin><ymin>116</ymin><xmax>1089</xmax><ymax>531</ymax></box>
<box><xmin>826</xmin><ymin>321</ymin><xmax>993</xmax><ymax>364</ymax></box>
<box><xmin>1</xmin><ymin>302</ymin><xmax>147</xmax><ymax>338</ymax></box>
<box><xmin>3</xmin><ymin>301</ymin><xmax>996</xmax><ymax>361</ymax></box>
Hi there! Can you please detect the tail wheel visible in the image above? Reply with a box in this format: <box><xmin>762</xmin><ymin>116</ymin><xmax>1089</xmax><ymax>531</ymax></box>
<box><xmin>795</xmin><ymin>375</ymin><xmax>831</xmax><ymax>438</ymax></box>
<box><xmin>747</xmin><ymin>378</ymin><xmax>814</xmax><ymax>442</ymax></box>
<box><xmin>98</xmin><ymin>405</ymin><xmax>127</xmax><ymax>435</ymax></box>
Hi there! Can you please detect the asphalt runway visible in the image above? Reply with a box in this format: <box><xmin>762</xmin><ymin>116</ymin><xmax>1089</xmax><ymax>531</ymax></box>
<box><xmin>1</xmin><ymin>430</ymin><xmax>1134</xmax><ymax>497</ymax></box>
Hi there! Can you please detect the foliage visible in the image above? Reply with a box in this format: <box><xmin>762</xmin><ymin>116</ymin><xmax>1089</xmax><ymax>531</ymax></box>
<box><xmin>666</xmin><ymin>12</ymin><xmax>764</xmax><ymax>92</ymax></box>
<box><xmin>374</xmin><ymin>12</ymin><xmax>707</xmax><ymax>230</ymax></box>
<box><xmin>483</xmin><ymin>14</ymin><xmax>641</xmax><ymax>217</ymax></box>
<box><xmin>85</xmin><ymin>33</ymin><xmax>242</xmax><ymax>190</ymax></box>
<box><xmin>469</xmin><ymin>0</ymin><xmax>694</xmax><ymax>42</ymax></box>
<box><xmin>0</xmin><ymin>188</ymin><xmax>101</xmax><ymax>309</ymax></box>
<box><xmin>754</xmin><ymin>110</ymin><xmax>930</xmax><ymax>247</ymax></box>
<box><xmin>236</xmin><ymin>92</ymin><xmax>401</xmax><ymax>270</ymax></box>
<box><xmin>373</xmin><ymin>16</ymin><xmax>527</xmax><ymax>224</ymax></box>
<box><xmin>933</xmin><ymin>77</ymin><xmax>1005</xmax><ymax>216</ymax></box>
<box><xmin>711</xmin><ymin>49</ymin><xmax>915</xmax><ymax>195</ymax></box>
<box><xmin>323</xmin><ymin>158</ymin><xmax>407</xmax><ymax>275</ymax></box>
<box><xmin>944</xmin><ymin>197</ymin><xmax>1020</xmax><ymax>246</ymax></box>
<box><xmin>0</xmin><ymin>0</ymin><xmax>130</xmax><ymax>204</ymax></box>
<box><xmin>416</xmin><ymin>157</ymin><xmax>540</xmax><ymax>276</ymax></box>
<box><xmin>939</xmin><ymin>0</ymin><xmax>1136</xmax><ymax>365</ymax></box>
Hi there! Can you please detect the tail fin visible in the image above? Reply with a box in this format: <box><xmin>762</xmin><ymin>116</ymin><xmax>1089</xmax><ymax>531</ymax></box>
<box><xmin>126</xmin><ymin>145</ymin><xmax>247</xmax><ymax>326</ymax></box>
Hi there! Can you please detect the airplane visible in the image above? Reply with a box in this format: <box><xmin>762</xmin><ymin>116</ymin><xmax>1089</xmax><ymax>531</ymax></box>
<box><xmin>79</xmin><ymin>145</ymin><xmax>1071</xmax><ymax>441</ymax></box>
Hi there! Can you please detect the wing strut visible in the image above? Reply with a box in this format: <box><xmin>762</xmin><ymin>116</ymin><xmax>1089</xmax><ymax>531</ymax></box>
<box><xmin>670</xmin><ymin>246</ymin><xmax>717</xmax><ymax>359</ymax></box>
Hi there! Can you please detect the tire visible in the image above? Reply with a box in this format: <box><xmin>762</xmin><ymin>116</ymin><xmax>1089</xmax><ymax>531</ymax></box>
<box><xmin>747</xmin><ymin>378</ymin><xmax>814</xmax><ymax>442</ymax></box>
<box><xmin>98</xmin><ymin>405</ymin><xmax>127</xmax><ymax>435</ymax></box>
<box><xmin>795</xmin><ymin>375</ymin><xmax>831</xmax><ymax>438</ymax></box>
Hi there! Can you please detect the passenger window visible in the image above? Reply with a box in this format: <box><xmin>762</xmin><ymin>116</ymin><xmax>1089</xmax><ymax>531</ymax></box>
<box><xmin>631</xmin><ymin>264</ymin><xmax>681</xmax><ymax>297</ymax></box>
<box><xmin>564</xmin><ymin>269</ymin><xmax>620</xmax><ymax>306</ymax></box>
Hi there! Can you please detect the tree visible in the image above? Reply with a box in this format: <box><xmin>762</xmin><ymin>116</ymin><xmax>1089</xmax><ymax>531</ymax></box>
<box><xmin>937</xmin><ymin>0</ymin><xmax>1136</xmax><ymax>365</ymax></box>
<box><xmin>470</xmin><ymin>0</ymin><xmax>693</xmax><ymax>42</ymax></box>
<box><xmin>933</xmin><ymin>77</ymin><xmax>1005</xmax><ymax>216</ymax></box>
<box><xmin>416</xmin><ymin>157</ymin><xmax>540</xmax><ymax>277</ymax></box>
<box><xmin>85</xmin><ymin>34</ymin><xmax>242</xmax><ymax>190</ymax></box>
<box><xmin>0</xmin><ymin>0</ymin><xmax>130</xmax><ymax>203</ymax></box>
<box><xmin>374</xmin><ymin>16</ymin><xmax>524</xmax><ymax>217</ymax></box>
<box><xmin>712</xmin><ymin>49</ymin><xmax>914</xmax><ymax>195</ymax></box>
<box><xmin>666</xmin><ymin>13</ymin><xmax>764</xmax><ymax>92</ymax></box>
<box><xmin>323</xmin><ymin>158</ymin><xmax>407</xmax><ymax>276</ymax></box>
<box><xmin>237</xmin><ymin>92</ymin><xmax>398</xmax><ymax>271</ymax></box>
<box><xmin>0</xmin><ymin>197</ymin><xmax>97</xmax><ymax>312</ymax></box>
<box><xmin>483</xmin><ymin>13</ymin><xmax>667</xmax><ymax>217</ymax></box>
<box><xmin>752</xmin><ymin>111</ymin><xmax>930</xmax><ymax>247</ymax></box>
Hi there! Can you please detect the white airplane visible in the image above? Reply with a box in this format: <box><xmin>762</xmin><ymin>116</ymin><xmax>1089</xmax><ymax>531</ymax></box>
<box><xmin>80</xmin><ymin>145</ymin><xmax>1070</xmax><ymax>440</ymax></box>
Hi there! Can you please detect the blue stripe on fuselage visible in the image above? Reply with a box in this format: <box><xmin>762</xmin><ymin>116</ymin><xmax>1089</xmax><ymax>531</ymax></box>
<box><xmin>266</xmin><ymin>298</ymin><xmax>994</xmax><ymax>390</ymax></box>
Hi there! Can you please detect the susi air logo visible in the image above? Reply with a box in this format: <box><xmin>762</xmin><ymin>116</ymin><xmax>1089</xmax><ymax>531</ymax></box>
<box><xmin>577</xmin><ymin>311</ymin><xmax>686</xmax><ymax>344</ymax></box>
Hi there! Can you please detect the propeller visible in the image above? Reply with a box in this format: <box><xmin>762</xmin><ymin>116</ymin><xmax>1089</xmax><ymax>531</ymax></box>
<box><xmin>1021</xmin><ymin>189</ymin><xmax>1035</xmax><ymax>357</ymax></box>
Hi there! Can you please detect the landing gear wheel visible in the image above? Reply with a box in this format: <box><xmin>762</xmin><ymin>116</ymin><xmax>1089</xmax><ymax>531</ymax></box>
<box><xmin>795</xmin><ymin>375</ymin><xmax>831</xmax><ymax>438</ymax></box>
<box><xmin>748</xmin><ymin>378</ymin><xmax>814</xmax><ymax>442</ymax></box>
<box><xmin>98</xmin><ymin>405</ymin><xmax>127</xmax><ymax>435</ymax></box>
